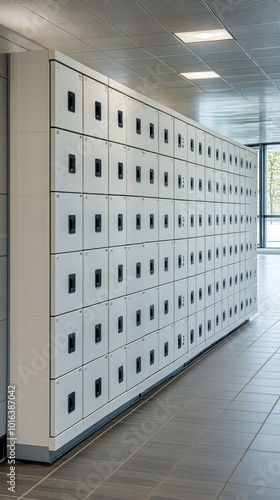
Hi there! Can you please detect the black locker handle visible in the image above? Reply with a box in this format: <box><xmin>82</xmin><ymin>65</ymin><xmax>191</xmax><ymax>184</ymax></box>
<box><xmin>208</xmin><ymin>249</ymin><xmax>211</xmax><ymax>261</ymax></box>
<box><xmin>164</xmin><ymin>214</ymin><xmax>168</xmax><ymax>228</ymax></box>
<box><xmin>164</xmin><ymin>342</ymin><xmax>169</xmax><ymax>357</ymax></box>
<box><xmin>199</xmin><ymin>324</ymin><xmax>202</xmax><ymax>337</ymax></box>
<box><xmin>68</xmin><ymin>91</ymin><xmax>75</xmax><ymax>113</ymax></box>
<box><xmin>178</xmin><ymin>174</ymin><xmax>182</xmax><ymax>188</ymax></box>
<box><xmin>118</xmin><ymin>110</ymin><xmax>123</xmax><ymax>128</ymax></box>
<box><xmin>68</xmin><ymin>154</ymin><xmax>76</xmax><ymax>174</ymax></box>
<box><xmin>95</xmin><ymin>158</ymin><xmax>102</xmax><ymax>177</ymax></box>
<box><xmin>199</xmin><ymin>179</ymin><xmax>202</xmax><ymax>191</ymax></box>
<box><xmin>164</xmin><ymin>300</ymin><xmax>169</xmax><ymax>314</ymax></box>
<box><xmin>216</xmin><ymin>149</ymin><xmax>219</xmax><ymax>161</ymax></box>
<box><xmin>136</xmin><ymin>356</ymin><xmax>141</xmax><ymax>373</ymax></box>
<box><xmin>118</xmin><ymin>316</ymin><xmax>123</xmax><ymax>333</ymax></box>
<box><xmin>199</xmin><ymin>142</ymin><xmax>202</xmax><ymax>155</ymax></box>
<box><xmin>136</xmin><ymin>309</ymin><xmax>141</xmax><ymax>326</ymax></box>
<box><xmin>150</xmin><ymin>259</ymin><xmax>154</xmax><ymax>275</ymax></box>
<box><xmin>136</xmin><ymin>165</ymin><xmax>141</xmax><ymax>183</ymax></box>
<box><xmin>190</xmin><ymin>177</ymin><xmax>194</xmax><ymax>190</ymax></box>
<box><xmin>178</xmin><ymin>215</ymin><xmax>182</xmax><ymax>227</ymax></box>
<box><xmin>95</xmin><ymin>378</ymin><xmax>102</xmax><ymax>397</ymax></box>
<box><xmin>68</xmin><ymin>274</ymin><xmax>76</xmax><ymax>294</ymax></box>
<box><xmin>190</xmin><ymin>138</ymin><xmax>194</xmax><ymax>152</ymax></box>
<box><xmin>150</xmin><ymin>122</ymin><xmax>154</xmax><ymax>139</ymax></box>
<box><xmin>190</xmin><ymin>252</ymin><xmax>194</xmax><ymax>265</ymax></box>
<box><xmin>178</xmin><ymin>254</ymin><xmax>182</xmax><ymax>268</ymax></box>
<box><xmin>178</xmin><ymin>334</ymin><xmax>182</xmax><ymax>349</ymax></box>
<box><xmin>199</xmin><ymin>288</ymin><xmax>202</xmax><ymax>300</ymax></box>
<box><xmin>150</xmin><ymin>350</ymin><xmax>155</xmax><ymax>365</ymax></box>
<box><xmin>118</xmin><ymin>366</ymin><xmax>124</xmax><ymax>383</ymax></box>
<box><xmin>150</xmin><ymin>305</ymin><xmax>154</xmax><ymax>320</ymax></box>
<box><xmin>95</xmin><ymin>269</ymin><xmax>102</xmax><ymax>288</ymax></box>
<box><xmin>68</xmin><ymin>391</ymin><xmax>75</xmax><ymax>413</ymax></box>
<box><xmin>190</xmin><ymin>291</ymin><xmax>194</xmax><ymax>304</ymax></box>
<box><xmin>95</xmin><ymin>101</ymin><xmax>102</xmax><ymax>121</ymax></box>
<box><xmin>150</xmin><ymin>214</ymin><xmax>154</xmax><ymax>229</ymax></box>
<box><xmin>164</xmin><ymin>128</ymin><xmax>168</xmax><ymax>143</ymax></box>
<box><xmin>95</xmin><ymin>214</ymin><xmax>102</xmax><ymax>233</ymax></box>
<box><xmin>190</xmin><ymin>330</ymin><xmax>194</xmax><ymax>344</ymax></box>
<box><xmin>118</xmin><ymin>264</ymin><xmax>123</xmax><ymax>283</ymax></box>
<box><xmin>199</xmin><ymin>251</ymin><xmax>202</xmax><ymax>263</ymax></box>
<box><xmin>191</xmin><ymin>215</ymin><xmax>194</xmax><ymax>227</ymax></box>
<box><xmin>136</xmin><ymin>214</ymin><xmax>141</xmax><ymax>230</ymax></box>
<box><xmin>136</xmin><ymin>262</ymin><xmax>141</xmax><ymax>278</ymax></box>
<box><xmin>118</xmin><ymin>214</ymin><xmax>123</xmax><ymax>231</ymax></box>
<box><xmin>118</xmin><ymin>162</ymin><xmax>124</xmax><ymax>179</ymax></box>
<box><xmin>208</xmin><ymin>146</ymin><xmax>211</xmax><ymax>158</ymax></box>
<box><xmin>164</xmin><ymin>257</ymin><xmax>169</xmax><ymax>272</ymax></box>
<box><xmin>164</xmin><ymin>171</ymin><xmax>168</xmax><ymax>186</ymax></box>
<box><xmin>208</xmin><ymin>285</ymin><xmax>212</xmax><ymax>296</ymax></box>
<box><xmin>150</xmin><ymin>168</ymin><xmax>154</xmax><ymax>184</ymax></box>
<box><xmin>178</xmin><ymin>295</ymin><xmax>182</xmax><ymax>309</ymax></box>
<box><xmin>95</xmin><ymin>323</ymin><xmax>102</xmax><ymax>344</ymax></box>
<box><xmin>68</xmin><ymin>215</ymin><xmax>76</xmax><ymax>234</ymax></box>
<box><xmin>178</xmin><ymin>133</ymin><xmax>182</xmax><ymax>148</ymax></box>
<box><xmin>68</xmin><ymin>333</ymin><xmax>76</xmax><ymax>354</ymax></box>
<box><xmin>136</xmin><ymin>118</ymin><xmax>141</xmax><ymax>134</ymax></box>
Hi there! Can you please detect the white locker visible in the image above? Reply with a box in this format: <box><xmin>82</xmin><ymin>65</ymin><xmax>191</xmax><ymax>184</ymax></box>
<box><xmin>227</xmin><ymin>265</ymin><xmax>233</xmax><ymax>297</ymax></box>
<box><xmin>50</xmin><ymin>61</ymin><xmax>83</xmax><ymax>134</ymax></box>
<box><xmin>228</xmin><ymin>296</ymin><xmax>234</xmax><ymax>326</ymax></box>
<box><xmin>158</xmin><ymin>324</ymin><xmax>174</xmax><ymax>369</ymax></box>
<box><xmin>142</xmin><ymin>151</ymin><xmax>159</xmax><ymax>198</ymax></box>
<box><xmin>174</xmin><ymin>119</ymin><xmax>187</xmax><ymax>160</ymax></box>
<box><xmin>228</xmin><ymin>143</ymin><xmax>234</xmax><ymax>173</ymax></box>
<box><xmin>145</xmin><ymin>332</ymin><xmax>159</xmax><ymax>378</ymax></box>
<box><xmin>205</xmin><ymin>132</ymin><xmax>214</xmax><ymax>169</ymax></box>
<box><xmin>126</xmin><ymin>244</ymin><xmax>145</xmax><ymax>294</ymax></box>
<box><xmin>222</xmin><ymin>141</ymin><xmax>229</xmax><ymax>172</ymax></box>
<box><xmin>83</xmin><ymin>137</ymin><xmax>109</xmax><ymax>194</ymax></box>
<box><xmin>145</xmin><ymin>242</ymin><xmax>159</xmax><ymax>290</ymax></box>
<box><xmin>83</xmin><ymin>76</ymin><xmax>108</xmax><ymax>139</ymax></box>
<box><xmin>196</xmin><ymin>311</ymin><xmax>205</xmax><ymax>346</ymax></box>
<box><xmin>239</xmin><ymin>263</ymin><xmax>246</xmax><ymax>291</ymax></box>
<box><xmin>228</xmin><ymin>174</ymin><xmax>234</xmax><ymax>204</ymax></box>
<box><xmin>188</xmin><ymin>314</ymin><xmax>197</xmax><ymax>351</ymax></box>
<box><xmin>196</xmin><ymin>128</ymin><xmax>205</xmax><ymax>165</ymax></box>
<box><xmin>50</xmin><ymin>367</ymin><xmax>83</xmax><ymax>437</ymax></box>
<box><xmin>108</xmin><ymin>296</ymin><xmax>127</xmax><ymax>352</ymax></box>
<box><xmin>108</xmin><ymin>195</ymin><xmax>126</xmax><ymax>247</ymax></box>
<box><xmin>205</xmin><ymin>167</ymin><xmax>215</xmax><ymax>203</ymax></box>
<box><xmin>108</xmin><ymin>143</ymin><xmax>127</xmax><ymax>195</ymax></box>
<box><xmin>196</xmin><ymin>202</ymin><xmax>205</xmax><ymax>238</ymax></box>
<box><xmin>233</xmin><ymin>263</ymin><xmax>240</xmax><ymax>295</ymax></box>
<box><xmin>83</xmin><ymin>194</ymin><xmax>108</xmax><ymax>250</ymax></box>
<box><xmin>215</xmin><ymin>170</ymin><xmax>222</xmax><ymax>203</ymax></box>
<box><xmin>221</xmin><ymin>299</ymin><xmax>229</xmax><ymax>330</ymax></box>
<box><xmin>205</xmin><ymin>204</ymin><xmax>215</xmax><ymax>237</ymax></box>
<box><xmin>159</xmin><ymin>241</ymin><xmax>174</xmax><ymax>285</ymax></box>
<box><xmin>51</xmin><ymin>309</ymin><xmax>83</xmax><ymax>379</ymax></box>
<box><xmin>196</xmin><ymin>273</ymin><xmax>205</xmax><ymax>312</ymax></box>
<box><xmin>108</xmin><ymin>246</ymin><xmax>127</xmax><ymax>299</ymax></box>
<box><xmin>214</xmin><ymin>204</ymin><xmax>222</xmax><ymax>236</ymax></box>
<box><xmin>83</xmin><ymin>302</ymin><xmax>109</xmax><ymax>364</ymax></box>
<box><xmin>144</xmin><ymin>198</ymin><xmax>159</xmax><ymax>243</ymax></box>
<box><xmin>127</xmin><ymin>97</ymin><xmax>145</xmax><ymax>150</ymax></box>
<box><xmin>222</xmin><ymin>235</ymin><xmax>229</xmax><ymax>267</ymax></box>
<box><xmin>127</xmin><ymin>291</ymin><xmax>146</xmax><ymax>343</ymax></box>
<box><xmin>126</xmin><ymin>338</ymin><xmax>145</xmax><ymax>390</ymax></box>
<box><xmin>214</xmin><ymin>268</ymin><xmax>222</xmax><ymax>304</ymax></box>
<box><xmin>205</xmin><ymin>237</ymin><xmax>215</xmax><ymax>272</ymax></box>
<box><xmin>83</xmin><ymin>356</ymin><xmax>109</xmax><ymax>417</ymax></box>
<box><xmin>214</xmin><ymin>302</ymin><xmax>222</xmax><ymax>335</ymax></box>
<box><xmin>205</xmin><ymin>306</ymin><xmax>215</xmax><ymax>340</ymax></box>
<box><xmin>196</xmin><ymin>165</ymin><xmax>205</xmax><ymax>202</ymax></box>
<box><xmin>228</xmin><ymin>234</ymin><xmax>234</xmax><ymax>266</ymax></box>
<box><xmin>196</xmin><ymin>237</ymin><xmax>205</xmax><ymax>275</ymax></box>
<box><xmin>109</xmin><ymin>347</ymin><xmax>127</xmax><ymax>400</ymax></box>
<box><xmin>51</xmin><ymin>129</ymin><xmax>83</xmax><ymax>193</ymax></box>
<box><xmin>187</xmin><ymin>238</ymin><xmax>197</xmax><ymax>277</ymax></box>
<box><xmin>175</xmin><ymin>200</ymin><xmax>187</xmax><ymax>240</ymax></box>
<box><xmin>108</xmin><ymin>88</ymin><xmax>127</xmax><ymax>144</ymax></box>
<box><xmin>214</xmin><ymin>236</ymin><xmax>222</xmax><ymax>269</ymax></box>
<box><xmin>158</xmin><ymin>155</ymin><xmax>174</xmax><ymax>199</ymax></box>
<box><xmin>221</xmin><ymin>172</ymin><xmax>229</xmax><ymax>204</ymax></box>
<box><xmin>233</xmin><ymin>294</ymin><xmax>239</xmax><ymax>324</ymax></box>
<box><xmin>240</xmin><ymin>233</ymin><xmax>246</xmax><ymax>262</ymax></box>
<box><xmin>187</xmin><ymin>276</ymin><xmax>196</xmax><ymax>317</ymax></box>
<box><xmin>187</xmin><ymin>201</ymin><xmax>197</xmax><ymax>239</ymax></box>
<box><xmin>214</xmin><ymin>138</ymin><xmax>222</xmax><ymax>170</ymax></box>
<box><xmin>174</xmin><ymin>279</ymin><xmax>187</xmax><ymax>322</ymax></box>
<box><xmin>174</xmin><ymin>319</ymin><xmax>187</xmax><ymax>360</ymax></box>
<box><xmin>174</xmin><ymin>160</ymin><xmax>188</xmax><ymax>200</ymax></box>
<box><xmin>187</xmin><ymin>124</ymin><xmax>196</xmax><ymax>164</ymax></box>
<box><xmin>144</xmin><ymin>105</ymin><xmax>159</xmax><ymax>153</ymax></box>
<box><xmin>51</xmin><ymin>252</ymin><xmax>83</xmax><ymax>316</ymax></box>
<box><xmin>158</xmin><ymin>111</ymin><xmax>174</xmax><ymax>157</ymax></box>
<box><xmin>126</xmin><ymin>197</ymin><xmax>145</xmax><ymax>245</ymax></box>
<box><xmin>145</xmin><ymin>287</ymin><xmax>159</xmax><ymax>335</ymax></box>
<box><xmin>83</xmin><ymin>248</ymin><xmax>109</xmax><ymax>307</ymax></box>
<box><xmin>159</xmin><ymin>283</ymin><xmax>174</xmax><ymax>329</ymax></box>
<box><xmin>158</xmin><ymin>199</ymin><xmax>174</xmax><ymax>241</ymax></box>
<box><xmin>51</xmin><ymin>193</ymin><xmax>83</xmax><ymax>254</ymax></box>
<box><xmin>205</xmin><ymin>271</ymin><xmax>215</xmax><ymax>308</ymax></box>
<box><xmin>222</xmin><ymin>205</ymin><xmax>229</xmax><ymax>235</ymax></box>
<box><xmin>126</xmin><ymin>147</ymin><xmax>144</xmax><ymax>197</ymax></box>
<box><xmin>239</xmin><ymin>290</ymin><xmax>246</xmax><ymax>319</ymax></box>
<box><xmin>187</xmin><ymin>163</ymin><xmax>196</xmax><ymax>201</ymax></box>
<box><xmin>174</xmin><ymin>239</ymin><xmax>187</xmax><ymax>281</ymax></box>
<box><xmin>234</xmin><ymin>147</ymin><xmax>240</xmax><ymax>175</ymax></box>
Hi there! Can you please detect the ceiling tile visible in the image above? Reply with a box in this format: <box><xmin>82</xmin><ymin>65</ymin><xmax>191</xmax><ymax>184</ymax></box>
<box><xmin>199</xmin><ymin>50</ymin><xmax>251</xmax><ymax>63</ymax></box>
<box><xmin>209</xmin><ymin>59</ymin><xmax>258</xmax><ymax>71</ymax></box>
<box><xmin>254</xmin><ymin>56</ymin><xmax>280</xmax><ymax>67</ymax></box>
<box><xmin>44</xmin><ymin>40</ymin><xmax>95</xmax><ymax>53</ymax></box>
<box><xmin>0</xmin><ymin>36</ymin><xmax>26</xmax><ymax>54</ymax></box>
<box><xmin>0</xmin><ymin>25</ymin><xmax>42</xmax><ymax>50</ymax></box>
<box><xmin>189</xmin><ymin>40</ymin><xmax>240</xmax><ymax>54</ymax></box>
<box><xmin>239</xmin><ymin>36</ymin><xmax>280</xmax><ymax>50</ymax></box>
<box><xmin>14</xmin><ymin>0</ymin><xmax>93</xmax><ymax>23</ymax></box>
<box><xmin>100</xmin><ymin>48</ymin><xmax>151</xmax><ymax>60</ymax></box>
<box><xmin>158</xmin><ymin>12</ymin><xmax>224</xmax><ymax>32</ymax></box>
<box><xmin>138</xmin><ymin>0</ymin><xmax>210</xmax><ymax>18</ymax></box>
<box><xmin>229</xmin><ymin>21</ymin><xmax>280</xmax><ymax>39</ymax></box>
<box><xmin>86</xmin><ymin>60</ymin><xmax>128</xmax><ymax>73</ymax></box>
<box><xmin>84</xmin><ymin>37</ymin><xmax>137</xmax><ymax>50</ymax></box>
<box><xmin>145</xmin><ymin>44</ymin><xmax>195</xmax><ymax>58</ymax></box>
<box><xmin>116</xmin><ymin>57</ymin><xmax>160</xmax><ymax>70</ymax></box>
<box><xmin>66</xmin><ymin>51</ymin><xmax>112</xmax><ymax>64</ymax></box>
<box><xmin>159</xmin><ymin>54</ymin><xmax>207</xmax><ymax>66</ymax></box>
<box><xmin>57</xmin><ymin>20</ymin><xmax>121</xmax><ymax>39</ymax></box>
<box><xmin>129</xmin><ymin>33</ymin><xmax>178</xmax><ymax>47</ymax></box>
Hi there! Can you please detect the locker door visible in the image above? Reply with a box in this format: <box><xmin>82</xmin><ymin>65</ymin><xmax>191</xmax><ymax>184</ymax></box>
<box><xmin>174</xmin><ymin>239</ymin><xmax>187</xmax><ymax>281</ymax></box>
<box><xmin>51</xmin><ymin>129</ymin><xmax>83</xmax><ymax>193</ymax></box>
<box><xmin>221</xmin><ymin>299</ymin><xmax>229</xmax><ymax>330</ymax></box>
<box><xmin>83</xmin><ymin>194</ymin><xmax>108</xmax><ymax>250</ymax></box>
<box><xmin>109</xmin><ymin>246</ymin><xmax>127</xmax><ymax>299</ymax></box>
<box><xmin>144</xmin><ymin>198</ymin><xmax>159</xmax><ymax>243</ymax></box>
<box><xmin>83</xmin><ymin>137</ymin><xmax>109</xmax><ymax>194</ymax></box>
<box><xmin>228</xmin><ymin>296</ymin><xmax>234</xmax><ymax>326</ymax></box>
<box><xmin>145</xmin><ymin>287</ymin><xmax>159</xmax><ymax>334</ymax></box>
<box><xmin>222</xmin><ymin>141</ymin><xmax>229</xmax><ymax>172</ymax></box>
<box><xmin>222</xmin><ymin>204</ymin><xmax>229</xmax><ymax>235</ymax></box>
<box><xmin>145</xmin><ymin>242</ymin><xmax>159</xmax><ymax>290</ymax></box>
<box><xmin>196</xmin><ymin>202</ymin><xmax>205</xmax><ymax>238</ymax></box>
<box><xmin>174</xmin><ymin>319</ymin><xmax>187</xmax><ymax>360</ymax></box>
<box><xmin>187</xmin><ymin>163</ymin><xmax>196</xmax><ymax>201</ymax></box>
<box><xmin>84</xmin><ymin>248</ymin><xmax>109</xmax><ymax>307</ymax></box>
<box><xmin>50</xmin><ymin>61</ymin><xmax>82</xmax><ymax>134</ymax></box>
<box><xmin>205</xmin><ymin>306</ymin><xmax>215</xmax><ymax>340</ymax></box>
<box><xmin>83</xmin><ymin>356</ymin><xmax>109</xmax><ymax>417</ymax></box>
<box><xmin>127</xmin><ymin>291</ymin><xmax>146</xmax><ymax>343</ymax></box>
<box><xmin>228</xmin><ymin>174</ymin><xmax>234</xmax><ymax>204</ymax></box>
<box><xmin>240</xmin><ymin>233</ymin><xmax>246</xmax><ymax>262</ymax></box>
<box><xmin>187</xmin><ymin>201</ymin><xmax>197</xmax><ymax>239</ymax></box>
<box><xmin>239</xmin><ymin>204</ymin><xmax>245</xmax><ymax>234</ymax></box>
<box><xmin>196</xmin><ymin>165</ymin><xmax>205</xmax><ymax>202</ymax></box>
<box><xmin>205</xmin><ymin>204</ymin><xmax>215</xmax><ymax>237</ymax></box>
<box><xmin>188</xmin><ymin>314</ymin><xmax>197</xmax><ymax>352</ymax></box>
<box><xmin>51</xmin><ymin>252</ymin><xmax>83</xmax><ymax>316</ymax></box>
<box><xmin>175</xmin><ymin>201</ymin><xmax>187</xmax><ymax>239</ymax></box>
<box><xmin>233</xmin><ymin>293</ymin><xmax>239</xmax><ymax>324</ymax></box>
<box><xmin>196</xmin><ymin>311</ymin><xmax>205</xmax><ymax>346</ymax></box>
<box><xmin>227</xmin><ymin>265</ymin><xmax>233</xmax><ymax>297</ymax></box>
<box><xmin>126</xmin><ymin>197</ymin><xmax>145</xmax><ymax>245</ymax></box>
<box><xmin>158</xmin><ymin>199</ymin><xmax>174</xmax><ymax>241</ymax></box>
<box><xmin>196</xmin><ymin>128</ymin><xmax>205</xmax><ymax>165</ymax></box>
<box><xmin>187</xmin><ymin>276</ymin><xmax>197</xmax><ymax>317</ymax></box>
<box><xmin>108</xmin><ymin>196</ymin><xmax>126</xmax><ymax>247</ymax></box>
<box><xmin>187</xmin><ymin>124</ymin><xmax>196</xmax><ymax>164</ymax></box>
<box><xmin>221</xmin><ymin>172</ymin><xmax>229</xmax><ymax>204</ymax></box>
<box><xmin>143</xmin><ymin>105</ymin><xmax>159</xmax><ymax>153</ymax></box>
<box><xmin>158</xmin><ymin>155</ymin><xmax>174</xmax><ymax>199</ymax></box>
<box><xmin>51</xmin><ymin>193</ymin><xmax>83</xmax><ymax>253</ymax></box>
<box><xmin>127</xmin><ymin>97</ymin><xmax>145</xmax><ymax>149</ymax></box>
<box><xmin>228</xmin><ymin>234</ymin><xmax>234</xmax><ymax>266</ymax></box>
<box><xmin>233</xmin><ymin>234</ymin><xmax>240</xmax><ymax>264</ymax></box>
<box><xmin>126</xmin><ymin>244</ymin><xmax>145</xmax><ymax>294</ymax></box>
<box><xmin>159</xmin><ymin>324</ymin><xmax>174</xmax><ymax>369</ymax></box>
<box><xmin>187</xmin><ymin>238</ymin><xmax>197</xmax><ymax>277</ymax></box>
<box><xmin>174</xmin><ymin>119</ymin><xmax>187</xmax><ymax>160</ymax></box>
<box><xmin>239</xmin><ymin>290</ymin><xmax>246</xmax><ymax>319</ymax></box>
<box><xmin>174</xmin><ymin>160</ymin><xmax>188</xmax><ymax>200</ymax></box>
<box><xmin>51</xmin><ymin>309</ymin><xmax>83</xmax><ymax>379</ymax></box>
<box><xmin>145</xmin><ymin>331</ymin><xmax>159</xmax><ymax>378</ymax></box>
<box><xmin>159</xmin><ymin>283</ymin><xmax>174</xmax><ymax>329</ymax></box>
<box><xmin>196</xmin><ymin>274</ymin><xmax>205</xmax><ymax>312</ymax></box>
<box><xmin>108</xmin><ymin>143</ymin><xmax>127</xmax><ymax>195</ymax></box>
<box><xmin>214</xmin><ymin>268</ymin><xmax>222</xmax><ymax>304</ymax></box>
<box><xmin>214</xmin><ymin>235</ymin><xmax>222</xmax><ymax>269</ymax></box>
<box><xmin>215</xmin><ymin>170</ymin><xmax>222</xmax><ymax>203</ymax></box>
<box><xmin>239</xmin><ymin>263</ymin><xmax>246</xmax><ymax>292</ymax></box>
<box><xmin>109</xmin><ymin>347</ymin><xmax>127</xmax><ymax>400</ymax></box>
<box><xmin>234</xmin><ymin>176</ymin><xmax>240</xmax><ymax>206</ymax></box>
<box><xmin>239</xmin><ymin>177</ymin><xmax>245</xmax><ymax>204</ymax></box>
<box><xmin>196</xmin><ymin>237</ymin><xmax>205</xmax><ymax>276</ymax></box>
<box><xmin>228</xmin><ymin>143</ymin><xmax>234</xmax><ymax>173</ymax></box>
<box><xmin>83</xmin><ymin>302</ymin><xmax>109</xmax><ymax>364</ymax></box>
<box><xmin>108</xmin><ymin>296</ymin><xmax>127</xmax><ymax>352</ymax></box>
<box><xmin>205</xmin><ymin>237</ymin><xmax>215</xmax><ymax>272</ymax></box>
<box><xmin>214</xmin><ymin>302</ymin><xmax>222</xmax><ymax>335</ymax></box>
<box><xmin>214</xmin><ymin>138</ymin><xmax>222</xmax><ymax>170</ymax></box>
<box><xmin>50</xmin><ymin>367</ymin><xmax>82</xmax><ymax>437</ymax></box>
<box><xmin>108</xmin><ymin>88</ymin><xmax>127</xmax><ymax>144</ymax></box>
<box><xmin>126</xmin><ymin>338</ymin><xmax>145</xmax><ymax>390</ymax></box>
<box><xmin>83</xmin><ymin>76</ymin><xmax>108</xmax><ymax>139</ymax></box>
<box><xmin>205</xmin><ymin>271</ymin><xmax>215</xmax><ymax>308</ymax></box>
<box><xmin>222</xmin><ymin>235</ymin><xmax>229</xmax><ymax>267</ymax></box>
<box><xmin>233</xmin><ymin>263</ymin><xmax>240</xmax><ymax>295</ymax></box>
<box><xmin>126</xmin><ymin>147</ymin><xmax>144</xmax><ymax>196</ymax></box>
<box><xmin>158</xmin><ymin>112</ymin><xmax>174</xmax><ymax>157</ymax></box>
<box><xmin>234</xmin><ymin>147</ymin><xmax>239</xmax><ymax>175</ymax></box>
<box><xmin>205</xmin><ymin>133</ymin><xmax>214</xmax><ymax>168</ymax></box>
<box><xmin>205</xmin><ymin>167</ymin><xmax>215</xmax><ymax>203</ymax></box>
<box><xmin>143</xmin><ymin>152</ymin><xmax>159</xmax><ymax>198</ymax></box>
<box><xmin>174</xmin><ymin>279</ymin><xmax>187</xmax><ymax>322</ymax></box>
<box><xmin>159</xmin><ymin>241</ymin><xmax>174</xmax><ymax>285</ymax></box>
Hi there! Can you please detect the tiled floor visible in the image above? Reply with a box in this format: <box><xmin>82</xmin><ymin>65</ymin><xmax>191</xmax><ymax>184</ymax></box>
<box><xmin>1</xmin><ymin>254</ymin><xmax>280</xmax><ymax>499</ymax></box>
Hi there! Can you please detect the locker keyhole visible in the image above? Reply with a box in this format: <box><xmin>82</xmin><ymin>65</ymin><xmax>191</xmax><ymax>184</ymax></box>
<box><xmin>150</xmin><ymin>214</ymin><xmax>154</xmax><ymax>229</ymax></box>
<box><xmin>95</xmin><ymin>158</ymin><xmax>102</xmax><ymax>177</ymax></box>
<box><xmin>136</xmin><ymin>166</ymin><xmax>141</xmax><ymax>183</ymax></box>
<box><xmin>190</xmin><ymin>330</ymin><xmax>194</xmax><ymax>344</ymax></box>
<box><xmin>164</xmin><ymin>128</ymin><xmax>168</xmax><ymax>143</ymax></box>
<box><xmin>118</xmin><ymin>110</ymin><xmax>123</xmax><ymax>128</ymax></box>
<box><xmin>118</xmin><ymin>316</ymin><xmax>123</xmax><ymax>333</ymax></box>
<box><xmin>178</xmin><ymin>334</ymin><xmax>182</xmax><ymax>349</ymax></box>
<box><xmin>150</xmin><ymin>259</ymin><xmax>154</xmax><ymax>275</ymax></box>
<box><xmin>150</xmin><ymin>169</ymin><xmax>154</xmax><ymax>184</ymax></box>
<box><xmin>68</xmin><ymin>392</ymin><xmax>75</xmax><ymax>413</ymax></box>
<box><xmin>164</xmin><ymin>171</ymin><xmax>168</xmax><ymax>186</ymax></box>
<box><xmin>118</xmin><ymin>366</ymin><xmax>124</xmax><ymax>383</ymax></box>
<box><xmin>164</xmin><ymin>300</ymin><xmax>169</xmax><ymax>314</ymax></box>
<box><xmin>95</xmin><ymin>214</ymin><xmax>102</xmax><ymax>233</ymax></box>
<box><xmin>150</xmin><ymin>350</ymin><xmax>155</xmax><ymax>365</ymax></box>
<box><xmin>95</xmin><ymin>378</ymin><xmax>102</xmax><ymax>398</ymax></box>
<box><xmin>68</xmin><ymin>91</ymin><xmax>75</xmax><ymax>113</ymax></box>
<box><xmin>136</xmin><ymin>214</ymin><xmax>141</xmax><ymax>230</ymax></box>
<box><xmin>136</xmin><ymin>356</ymin><xmax>141</xmax><ymax>373</ymax></box>
<box><xmin>118</xmin><ymin>264</ymin><xmax>123</xmax><ymax>283</ymax></box>
<box><xmin>68</xmin><ymin>154</ymin><xmax>76</xmax><ymax>174</ymax></box>
<box><xmin>136</xmin><ymin>309</ymin><xmax>141</xmax><ymax>326</ymax></box>
<box><xmin>95</xmin><ymin>101</ymin><xmax>102</xmax><ymax>121</ymax></box>
<box><xmin>95</xmin><ymin>324</ymin><xmax>102</xmax><ymax>344</ymax></box>
<box><xmin>68</xmin><ymin>215</ymin><xmax>76</xmax><ymax>234</ymax></box>
<box><xmin>136</xmin><ymin>118</ymin><xmax>141</xmax><ymax>134</ymax></box>
<box><xmin>118</xmin><ymin>162</ymin><xmax>124</xmax><ymax>179</ymax></box>
<box><xmin>68</xmin><ymin>274</ymin><xmax>76</xmax><ymax>294</ymax></box>
<box><xmin>95</xmin><ymin>269</ymin><xmax>102</xmax><ymax>288</ymax></box>
<box><xmin>164</xmin><ymin>214</ymin><xmax>169</xmax><ymax>228</ymax></box>
<box><xmin>150</xmin><ymin>123</ymin><xmax>155</xmax><ymax>139</ymax></box>
<box><xmin>164</xmin><ymin>342</ymin><xmax>169</xmax><ymax>357</ymax></box>
<box><xmin>118</xmin><ymin>214</ymin><xmax>123</xmax><ymax>231</ymax></box>
<box><xmin>136</xmin><ymin>262</ymin><xmax>141</xmax><ymax>278</ymax></box>
<box><xmin>190</xmin><ymin>138</ymin><xmax>194</xmax><ymax>152</ymax></box>
<box><xmin>164</xmin><ymin>257</ymin><xmax>169</xmax><ymax>272</ymax></box>
<box><xmin>68</xmin><ymin>333</ymin><xmax>76</xmax><ymax>354</ymax></box>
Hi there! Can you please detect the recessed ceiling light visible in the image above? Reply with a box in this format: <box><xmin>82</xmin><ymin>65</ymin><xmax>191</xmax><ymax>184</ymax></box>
<box><xmin>181</xmin><ymin>71</ymin><xmax>221</xmax><ymax>80</ymax></box>
<box><xmin>175</xmin><ymin>29</ymin><xmax>233</xmax><ymax>43</ymax></box>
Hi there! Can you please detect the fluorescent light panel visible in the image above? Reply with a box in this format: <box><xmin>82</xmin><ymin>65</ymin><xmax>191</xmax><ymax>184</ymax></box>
<box><xmin>181</xmin><ymin>71</ymin><xmax>220</xmax><ymax>80</ymax></box>
<box><xmin>176</xmin><ymin>29</ymin><xmax>233</xmax><ymax>43</ymax></box>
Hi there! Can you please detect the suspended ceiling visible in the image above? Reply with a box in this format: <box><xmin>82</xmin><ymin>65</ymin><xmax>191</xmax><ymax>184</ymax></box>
<box><xmin>1</xmin><ymin>0</ymin><xmax>280</xmax><ymax>145</ymax></box>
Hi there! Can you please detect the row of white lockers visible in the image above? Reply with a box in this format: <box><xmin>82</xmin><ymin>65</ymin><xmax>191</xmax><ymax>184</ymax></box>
<box><xmin>51</xmin><ymin>271</ymin><xmax>257</xmax><ymax>379</ymax></box>
<box><xmin>51</xmin><ymin>244</ymin><xmax>257</xmax><ymax>315</ymax></box>
<box><xmin>52</xmin><ymin>131</ymin><xmax>257</xmax><ymax>198</ymax></box>
<box><xmin>51</xmin><ymin>284</ymin><xmax>257</xmax><ymax>437</ymax></box>
<box><xmin>51</xmin><ymin>194</ymin><xmax>257</xmax><ymax>252</ymax></box>
<box><xmin>51</xmin><ymin>62</ymin><xmax>257</xmax><ymax>173</ymax></box>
